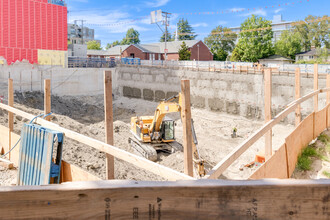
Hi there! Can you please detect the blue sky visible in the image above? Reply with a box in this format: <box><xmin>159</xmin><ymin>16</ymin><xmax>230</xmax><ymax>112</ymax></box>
<box><xmin>66</xmin><ymin>0</ymin><xmax>329</xmax><ymax>47</ymax></box>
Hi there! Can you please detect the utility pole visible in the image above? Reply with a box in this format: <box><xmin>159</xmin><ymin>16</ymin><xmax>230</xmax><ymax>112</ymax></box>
<box><xmin>163</xmin><ymin>11</ymin><xmax>171</xmax><ymax>61</ymax></box>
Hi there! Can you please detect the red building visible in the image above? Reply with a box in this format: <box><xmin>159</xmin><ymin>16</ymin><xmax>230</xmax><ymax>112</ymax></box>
<box><xmin>0</xmin><ymin>0</ymin><xmax>67</xmax><ymax>64</ymax></box>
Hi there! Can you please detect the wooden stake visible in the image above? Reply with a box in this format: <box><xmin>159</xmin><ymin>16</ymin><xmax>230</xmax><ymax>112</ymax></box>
<box><xmin>264</xmin><ymin>69</ymin><xmax>272</xmax><ymax>159</ymax></box>
<box><xmin>8</xmin><ymin>78</ymin><xmax>13</xmax><ymax>159</ymax></box>
<box><xmin>44</xmin><ymin>79</ymin><xmax>51</xmax><ymax>121</ymax></box>
<box><xmin>104</xmin><ymin>71</ymin><xmax>114</xmax><ymax>179</ymax></box>
<box><xmin>181</xmin><ymin>80</ymin><xmax>193</xmax><ymax>177</ymax></box>
<box><xmin>327</xmin><ymin>74</ymin><xmax>330</xmax><ymax>105</ymax></box>
<box><xmin>295</xmin><ymin>68</ymin><xmax>301</xmax><ymax>126</ymax></box>
<box><xmin>314</xmin><ymin>64</ymin><xmax>318</xmax><ymax>112</ymax></box>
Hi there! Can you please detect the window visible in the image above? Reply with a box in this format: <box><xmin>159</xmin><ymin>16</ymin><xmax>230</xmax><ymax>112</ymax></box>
<box><xmin>130</xmin><ymin>53</ymin><xmax>135</xmax><ymax>58</ymax></box>
<box><xmin>309</xmin><ymin>56</ymin><xmax>314</xmax><ymax>59</ymax></box>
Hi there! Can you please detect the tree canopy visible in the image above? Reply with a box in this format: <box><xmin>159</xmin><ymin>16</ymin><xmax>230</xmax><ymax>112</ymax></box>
<box><xmin>293</xmin><ymin>15</ymin><xmax>329</xmax><ymax>51</ymax></box>
<box><xmin>178</xmin><ymin>41</ymin><xmax>191</xmax><ymax>60</ymax></box>
<box><xmin>87</xmin><ymin>40</ymin><xmax>102</xmax><ymax>50</ymax></box>
<box><xmin>105</xmin><ymin>40</ymin><xmax>120</xmax><ymax>49</ymax></box>
<box><xmin>177</xmin><ymin>18</ymin><xmax>197</xmax><ymax>41</ymax></box>
<box><xmin>204</xmin><ymin>25</ymin><xmax>237</xmax><ymax>61</ymax></box>
<box><xmin>160</xmin><ymin>30</ymin><xmax>174</xmax><ymax>42</ymax></box>
<box><xmin>121</xmin><ymin>28</ymin><xmax>140</xmax><ymax>45</ymax></box>
<box><xmin>230</xmin><ymin>15</ymin><xmax>274</xmax><ymax>62</ymax></box>
<box><xmin>275</xmin><ymin>30</ymin><xmax>302</xmax><ymax>59</ymax></box>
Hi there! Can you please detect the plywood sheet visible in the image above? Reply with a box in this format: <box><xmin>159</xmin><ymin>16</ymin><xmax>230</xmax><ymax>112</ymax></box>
<box><xmin>286</xmin><ymin>113</ymin><xmax>314</xmax><ymax>176</ymax></box>
<box><xmin>60</xmin><ymin>160</ymin><xmax>101</xmax><ymax>183</ymax></box>
<box><xmin>0</xmin><ymin>125</ymin><xmax>9</xmax><ymax>154</ymax></box>
<box><xmin>314</xmin><ymin>107</ymin><xmax>327</xmax><ymax>138</ymax></box>
<box><xmin>249</xmin><ymin>144</ymin><xmax>288</xmax><ymax>179</ymax></box>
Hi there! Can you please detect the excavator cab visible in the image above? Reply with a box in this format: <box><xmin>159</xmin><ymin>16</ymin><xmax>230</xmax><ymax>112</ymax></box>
<box><xmin>161</xmin><ymin>118</ymin><xmax>175</xmax><ymax>141</ymax></box>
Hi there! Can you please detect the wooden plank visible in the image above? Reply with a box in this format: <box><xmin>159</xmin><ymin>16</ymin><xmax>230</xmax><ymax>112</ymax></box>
<box><xmin>249</xmin><ymin>144</ymin><xmax>288</xmax><ymax>179</ymax></box>
<box><xmin>285</xmin><ymin>113</ymin><xmax>314</xmax><ymax>176</ymax></box>
<box><xmin>60</xmin><ymin>160</ymin><xmax>101</xmax><ymax>182</ymax></box>
<box><xmin>104</xmin><ymin>71</ymin><xmax>114</xmax><ymax>180</ymax></box>
<box><xmin>0</xmin><ymin>103</ymin><xmax>194</xmax><ymax>181</ymax></box>
<box><xmin>181</xmin><ymin>80</ymin><xmax>193</xmax><ymax>177</ymax></box>
<box><xmin>9</xmin><ymin>132</ymin><xmax>21</xmax><ymax>166</ymax></box>
<box><xmin>0</xmin><ymin>125</ymin><xmax>10</xmax><ymax>154</ymax></box>
<box><xmin>327</xmin><ymin>74</ymin><xmax>330</xmax><ymax>105</ymax></box>
<box><xmin>8</xmin><ymin>78</ymin><xmax>13</xmax><ymax>160</ymax></box>
<box><xmin>204</xmin><ymin>89</ymin><xmax>325</xmax><ymax>179</ymax></box>
<box><xmin>264</xmin><ymin>69</ymin><xmax>272</xmax><ymax>159</ymax></box>
<box><xmin>295</xmin><ymin>68</ymin><xmax>301</xmax><ymax>126</ymax></box>
<box><xmin>314</xmin><ymin>107</ymin><xmax>327</xmax><ymax>138</ymax></box>
<box><xmin>0</xmin><ymin>179</ymin><xmax>328</xmax><ymax>220</ymax></box>
<box><xmin>44</xmin><ymin>79</ymin><xmax>51</xmax><ymax>121</ymax></box>
<box><xmin>314</xmin><ymin>63</ymin><xmax>318</xmax><ymax>112</ymax></box>
<box><xmin>0</xmin><ymin>157</ymin><xmax>13</xmax><ymax>169</ymax></box>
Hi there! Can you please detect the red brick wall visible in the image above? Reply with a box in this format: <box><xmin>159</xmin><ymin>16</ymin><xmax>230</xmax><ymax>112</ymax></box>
<box><xmin>167</xmin><ymin>53</ymin><xmax>179</xmax><ymax>60</ymax></box>
<box><xmin>189</xmin><ymin>41</ymin><xmax>213</xmax><ymax>61</ymax></box>
<box><xmin>122</xmin><ymin>45</ymin><xmax>147</xmax><ymax>59</ymax></box>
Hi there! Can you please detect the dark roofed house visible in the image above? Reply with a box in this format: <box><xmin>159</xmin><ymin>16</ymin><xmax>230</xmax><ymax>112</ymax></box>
<box><xmin>258</xmin><ymin>55</ymin><xmax>294</xmax><ymax>66</ymax></box>
<box><xmin>87</xmin><ymin>40</ymin><xmax>213</xmax><ymax>61</ymax></box>
<box><xmin>296</xmin><ymin>47</ymin><xmax>330</xmax><ymax>63</ymax></box>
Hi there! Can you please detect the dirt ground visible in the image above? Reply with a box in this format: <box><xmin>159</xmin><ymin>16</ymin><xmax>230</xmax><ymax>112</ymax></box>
<box><xmin>0</xmin><ymin>92</ymin><xmax>296</xmax><ymax>186</ymax></box>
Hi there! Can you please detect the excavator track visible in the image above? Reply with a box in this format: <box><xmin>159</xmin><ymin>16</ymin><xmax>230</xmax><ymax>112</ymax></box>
<box><xmin>128</xmin><ymin>137</ymin><xmax>184</xmax><ymax>162</ymax></box>
<box><xmin>128</xmin><ymin>137</ymin><xmax>158</xmax><ymax>162</ymax></box>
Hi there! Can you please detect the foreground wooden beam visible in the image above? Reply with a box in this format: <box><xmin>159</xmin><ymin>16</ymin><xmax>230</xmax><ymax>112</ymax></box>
<box><xmin>314</xmin><ymin>64</ymin><xmax>318</xmax><ymax>112</ymax></box>
<box><xmin>295</xmin><ymin>68</ymin><xmax>301</xmax><ymax>126</ymax></box>
<box><xmin>44</xmin><ymin>79</ymin><xmax>51</xmax><ymax>121</ymax></box>
<box><xmin>104</xmin><ymin>71</ymin><xmax>115</xmax><ymax>180</ymax></box>
<box><xmin>264</xmin><ymin>69</ymin><xmax>272</xmax><ymax>159</ymax></box>
<box><xmin>181</xmin><ymin>80</ymin><xmax>193</xmax><ymax>177</ymax></box>
<box><xmin>0</xmin><ymin>179</ymin><xmax>328</xmax><ymax>219</ymax></box>
<box><xmin>0</xmin><ymin>103</ymin><xmax>194</xmax><ymax>181</ymax></box>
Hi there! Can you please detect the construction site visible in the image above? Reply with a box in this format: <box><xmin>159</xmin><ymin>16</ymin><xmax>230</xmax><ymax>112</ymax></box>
<box><xmin>0</xmin><ymin>0</ymin><xmax>329</xmax><ymax>219</ymax></box>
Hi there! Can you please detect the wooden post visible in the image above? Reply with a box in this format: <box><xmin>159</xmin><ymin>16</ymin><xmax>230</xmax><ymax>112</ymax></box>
<box><xmin>314</xmin><ymin>64</ymin><xmax>318</xmax><ymax>112</ymax></box>
<box><xmin>104</xmin><ymin>71</ymin><xmax>114</xmax><ymax>179</ymax></box>
<box><xmin>181</xmin><ymin>80</ymin><xmax>193</xmax><ymax>177</ymax></box>
<box><xmin>327</xmin><ymin>74</ymin><xmax>330</xmax><ymax>105</ymax></box>
<box><xmin>44</xmin><ymin>79</ymin><xmax>51</xmax><ymax>121</ymax></box>
<box><xmin>8</xmin><ymin>79</ymin><xmax>13</xmax><ymax>159</ymax></box>
<box><xmin>295</xmin><ymin>68</ymin><xmax>301</xmax><ymax>126</ymax></box>
<box><xmin>264</xmin><ymin>69</ymin><xmax>272</xmax><ymax>159</ymax></box>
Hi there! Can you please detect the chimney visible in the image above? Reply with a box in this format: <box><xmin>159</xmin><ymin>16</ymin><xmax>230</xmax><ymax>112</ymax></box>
<box><xmin>311</xmin><ymin>45</ymin><xmax>316</xmax><ymax>50</ymax></box>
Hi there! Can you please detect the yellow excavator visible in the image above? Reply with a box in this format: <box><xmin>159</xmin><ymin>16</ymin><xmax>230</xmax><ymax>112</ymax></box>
<box><xmin>128</xmin><ymin>94</ymin><xmax>206</xmax><ymax>177</ymax></box>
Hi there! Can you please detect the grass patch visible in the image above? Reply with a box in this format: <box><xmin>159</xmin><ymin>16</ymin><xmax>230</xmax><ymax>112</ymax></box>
<box><xmin>297</xmin><ymin>146</ymin><xmax>318</xmax><ymax>171</ymax></box>
<box><xmin>323</xmin><ymin>171</ymin><xmax>330</xmax><ymax>178</ymax></box>
<box><xmin>317</xmin><ymin>134</ymin><xmax>330</xmax><ymax>144</ymax></box>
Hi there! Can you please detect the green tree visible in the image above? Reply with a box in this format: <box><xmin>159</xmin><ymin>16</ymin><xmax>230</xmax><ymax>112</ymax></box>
<box><xmin>231</xmin><ymin>15</ymin><xmax>274</xmax><ymax>62</ymax></box>
<box><xmin>160</xmin><ymin>31</ymin><xmax>174</xmax><ymax>42</ymax></box>
<box><xmin>87</xmin><ymin>40</ymin><xmax>102</xmax><ymax>50</ymax></box>
<box><xmin>178</xmin><ymin>41</ymin><xmax>191</xmax><ymax>60</ymax></box>
<box><xmin>177</xmin><ymin>18</ymin><xmax>197</xmax><ymax>40</ymax></box>
<box><xmin>293</xmin><ymin>15</ymin><xmax>329</xmax><ymax>51</ymax></box>
<box><xmin>106</xmin><ymin>40</ymin><xmax>120</xmax><ymax>49</ymax></box>
<box><xmin>275</xmin><ymin>30</ymin><xmax>302</xmax><ymax>59</ymax></box>
<box><xmin>121</xmin><ymin>28</ymin><xmax>140</xmax><ymax>45</ymax></box>
<box><xmin>204</xmin><ymin>25</ymin><xmax>237</xmax><ymax>61</ymax></box>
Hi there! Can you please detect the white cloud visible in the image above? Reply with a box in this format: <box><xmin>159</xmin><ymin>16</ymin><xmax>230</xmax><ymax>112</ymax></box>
<box><xmin>274</xmin><ymin>8</ymin><xmax>284</xmax><ymax>14</ymax></box>
<box><xmin>240</xmin><ymin>8</ymin><xmax>267</xmax><ymax>17</ymax></box>
<box><xmin>145</xmin><ymin>0</ymin><xmax>170</xmax><ymax>8</ymax></box>
<box><xmin>191</xmin><ymin>23</ymin><xmax>208</xmax><ymax>28</ymax></box>
<box><xmin>229</xmin><ymin>8</ymin><xmax>245</xmax><ymax>12</ymax></box>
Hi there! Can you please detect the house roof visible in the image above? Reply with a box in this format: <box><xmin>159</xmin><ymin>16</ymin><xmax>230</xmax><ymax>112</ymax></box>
<box><xmin>296</xmin><ymin>48</ymin><xmax>330</xmax><ymax>56</ymax></box>
<box><xmin>87</xmin><ymin>40</ymin><xmax>205</xmax><ymax>56</ymax></box>
<box><xmin>124</xmin><ymin>40</ymin><xmax>201</xmax><ymax>54</ymax></box>
<box><xmin>258</xmin><ymin>55</ymin><xmax>294</xmax><ymax>61</ymax></box>
<box><xmin>87</xmin><ymin>45</ymin><xmax>130</xmax><ymax>56</ymax></box>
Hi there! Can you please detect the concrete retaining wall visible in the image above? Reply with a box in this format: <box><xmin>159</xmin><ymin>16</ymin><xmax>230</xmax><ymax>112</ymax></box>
<box><xmin>115</xmin><ymin>65</ymin><xmax>327</xmax><ymax>123</ymax></box>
